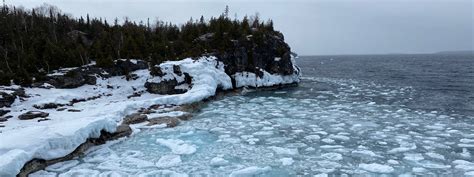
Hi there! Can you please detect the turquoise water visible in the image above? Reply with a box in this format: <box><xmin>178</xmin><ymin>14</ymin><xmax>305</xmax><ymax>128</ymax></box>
<box><xmin>33</xmin><ymin>54</ymin><xmax>474</xmax><ymax>176</ymax></box>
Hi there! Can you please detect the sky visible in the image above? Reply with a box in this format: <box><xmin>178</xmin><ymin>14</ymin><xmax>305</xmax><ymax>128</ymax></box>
<box><xmin>7</xmin><ymin>0</ymin><xmax>474</xmax><ymax>56</ymax></box>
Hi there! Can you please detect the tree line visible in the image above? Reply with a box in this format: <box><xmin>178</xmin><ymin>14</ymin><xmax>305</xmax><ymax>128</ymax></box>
<box><xmin>0</xmin><ymin>4</ymin><xmax>280</xmax><ymax>85</ymax></box>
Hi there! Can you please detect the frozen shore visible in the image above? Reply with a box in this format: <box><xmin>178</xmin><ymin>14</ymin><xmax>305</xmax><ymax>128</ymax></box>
<box><xmin>0</xmin><ymin>56</ymin><xmax>300</xmax><ymax>176</ymax></box>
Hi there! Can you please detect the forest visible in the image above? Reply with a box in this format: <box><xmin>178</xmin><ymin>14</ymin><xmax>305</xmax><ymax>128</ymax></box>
<box><xmin>0</xmin><ymin>4</ymin><xmax>280</xmax><ymax>85</ymax></box>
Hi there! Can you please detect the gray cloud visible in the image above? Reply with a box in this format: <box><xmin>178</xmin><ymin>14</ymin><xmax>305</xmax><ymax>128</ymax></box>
<box><xmin>8</xmin><ymin>0</ymin><xmax>473</xmax><ymax>55</ymax></box>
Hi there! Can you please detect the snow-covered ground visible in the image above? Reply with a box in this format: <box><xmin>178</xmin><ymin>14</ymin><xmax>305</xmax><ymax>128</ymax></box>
<box><xmin>0</xmin><ymin>56</ymin><xmax>301</xmax><ymax>176</ymax></box>
<box><xmin>29</xmin><ymin>76</ymin><xmax>474</xmax><ymax>176</ymax></box>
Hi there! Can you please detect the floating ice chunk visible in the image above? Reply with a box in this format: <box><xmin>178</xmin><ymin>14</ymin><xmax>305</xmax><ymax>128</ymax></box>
<box><xmin>58</xmin><ymin>169</ymin><xmax>100</xmax><ymax>177</ymax></box>
<box><xmin>387</xmin><ymin>160</ymin><xmax>399</xmax><ymax>165</ymax></box>
<box><xmin>269</xmin><ymin>146</ymin><xmax>299</xmax><ymax>155</ymax></box>
<box><xmin>425</xmin><ymin>152</ymin><xmax>445</xmax><ymax>160</ymax></box>
<box><xmin>352</xmin><ymin>150</ymin><xmax>381</xmax><ymax>158</ymax></box>
<box><xmin>229</xmin><ymin>166</ymin><xmax>271</xmax><ymax>177</ymax></box>
<box><xmin>359</xmin><ymin>163</ymin><xmax>394</xmax><ymax>173</ymax></box>
<box><xmin>453</xmin><ymin>160</ymin><xmax>474</xmax><ymax>171</ymax></box>
<box><xmin>30</xmin><ymin>170</ymin><xmax>57</xmax><ymax>177</ymax></box>
<box><xmin>279</xmin><ymin>157</ymin><xmax>294</xmax><ymax>166</ymax></box>
<box><xmin>317</xmin><ymin>160</ymin><xmax>341</xmax><ymax>169</ymax></box>
<box><xmin>403</xmin><ymin>153</ymin><xmax>424</xmax><ymax>162</ymax></box>
<box><xmin>45</xmin><ymin>160</ymin><xmax>79</xmax><ymax>172</ymax></box>
<box><xmin>253</xmin><ymin>131</ymin><xmax>274</xmax><ymax>136</ymax></box>
<box><xmin>123</xmin><ymin>157</ymin><xmax>155</xmax><ymax>168</ymax></box>
<box><xmin>466</xmin><ymin>171</ymin><xmax>474</xmax><ymax>176</ymax></box>
<box><xmin>320</xmin><ymin>145</ymin><xmax>344</xmax><ymax>149</ymax></box>
<box><xmin>388</xmin><ymin>143</ymin><xmax>417</xmax><ymax>153</ymax></box>
<box><xmin>96</xmin><ymin>161</ymin><xmax>125</xmax><ymax>171</ymax></box>
<box><xmin>304</xmin><ymin>135</ymin><xmax>321</xmax><ymax>140</ymax></box>
<box><xmin>99</xmin><ymin>171</ymin><xmax>130</xmax><ymax>177</ymax></box>
<box><xmin>321</xmin><ymin>153</ymin><xmax>343</xmax><ymax>161</ymax></box>
<box><xmin>460</xmin><ymin>139</ymin><xmax>474</xmax><ymax>143</ymax></box>
<box><xmin>459</xmin><ymin>144</ymin><xmax>474</xmax><ymax>148</ymax></box>
<box><xmin>412</xmin><ymin>167</ymin><xmax>427</xmax><ymax>173</ymax></box>
<box><xmin>156</xmin><ymin>155</ymin><xmax>182</xmax><ymax>168</ymax></box>
<box><xmin>121</xmin><ymin>150</ymin><xmax>143</xmax><ymax>158</ymax></box>
<box><xmin>321</xmin><ymin>138</ymin><xmax>335</xmax><ymax>144</ymax></box>
<box><xmin>210</xmin><ymin>157</ymin><xmax>229</xmax><ymax>166</ymax></box>
<box><xmin>461</xmin><ymin>148</ymin><xmax>472</xmax><ymax>158</ymax></box>
<box><xmin>137</xmin><ymin>170</ymin><xmax>188</xmax><ymax>177</ymax></box>
<box><xmin>419</xmin><ymin>161</ymin><xmax>451</xmax><ymax>169</ymax></box>
<box><xmin>313</xmin><ymin>173</ymin><xmax>328</xmax><ymax>177</ymax></box>
<box><xmin>156</xmin><ymin>138</ymin><xmax>197</xmax><ymax>155</ymax></box>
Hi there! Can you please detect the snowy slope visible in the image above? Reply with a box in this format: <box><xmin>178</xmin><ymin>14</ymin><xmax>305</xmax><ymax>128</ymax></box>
<box><xmin>0</xmin><ymin>56</ymin><xmax>300</xmax><ymax>176</ymax></box>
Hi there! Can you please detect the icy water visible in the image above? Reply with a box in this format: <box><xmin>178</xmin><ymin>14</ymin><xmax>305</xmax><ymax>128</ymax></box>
<box><xmin>34</xmin><ymin>54</ymin><xmax>474</xmax><ymax>176</ymax></box>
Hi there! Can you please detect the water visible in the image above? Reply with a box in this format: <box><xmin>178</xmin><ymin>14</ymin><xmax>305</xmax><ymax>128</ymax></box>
<box><xmin>33</xmin><ymin>54</ymin><xmax>474</xmax><ymax>176</ymax></box>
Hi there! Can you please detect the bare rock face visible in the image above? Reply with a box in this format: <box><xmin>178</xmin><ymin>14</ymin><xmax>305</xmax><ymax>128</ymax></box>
<box><xmin>145</xmin><ymin>65</ymin><xmax>193</xmax><ymax>95</ymax></box>
<box><xmin>123</xmin><ymin>113</ymin><xmax>148</xmax><ymax>125</ymax></box>
<box><xmin>147</xmin><ymin>117</ymin><xmax>180</xmax><ymax>127</ymax></box>
<box><xmin>18</xmin><ymin>111</ymin><xmax>49</xmax><ymax>120</ymax></box>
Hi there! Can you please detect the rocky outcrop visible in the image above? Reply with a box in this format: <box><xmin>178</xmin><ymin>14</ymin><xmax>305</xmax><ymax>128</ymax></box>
<box><xmin>147</xmin><ymin>117</ymin><xmax>181</xmax><ymax>127</ymax></box>
<box><xmin>122</xmin><ymin>113</ymin><xmax>148</xmax><ymax>124</ymax></box>
<box><xmin>211</xmin><ymin>32</ymin><xmax>296</xmax><ymax>76</ymax></box>
<box><xmin>34</xmin><ymin>59</ymin><xmax>148</xmax><ymax>89</ymax></box>
<box><xmin>145</xmin><ymin>65</ymin><xmax>193</xmax><ymax>95</ymax></box>
<box><xmin>0</xmin><ymin>88</ymin><xmax>26</xmax><ymax>108</ymax></box>
<box><xmin>18</xmin><ymin>111</ymin><xmax>49</xmax><ymax>120</ymax></box>
<box><xmin>143</xmin><ymin>31</ymin><xmax>300</xmax><ymax>95</ymax></box>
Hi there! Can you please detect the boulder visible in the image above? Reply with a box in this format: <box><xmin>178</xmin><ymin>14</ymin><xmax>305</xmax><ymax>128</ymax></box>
<box><xmin>145</xmin><ymin>79</ymin><xmax>185</xmax><ymax>95</ymax></box>
<box><xmin>0</xmin><ymin>109</ymin><xmax>10</xmax><ymax>116</ymax></box>
<box><xmin>147</xmin><ymin>117</ymin><xmax>180</xmax><ymax>127</ymax></box>
<box><xmin>0</xmin><ymin>88</ymin><xmax>25</xmax><ymax>108</ymax></box>
<box><xmin>123</xmin><ymin>113</ymin><xmax>148</xmax><ymax>125</ymax></box>
<box><xmin>47</xmin><ymin>70</ymin><xmax>94</xmax><ymax>89</ymax></box>
<box><xmin>18</xmin><ymin>111</ymin><xmax>49</xmax><ymax>120</ymax></box>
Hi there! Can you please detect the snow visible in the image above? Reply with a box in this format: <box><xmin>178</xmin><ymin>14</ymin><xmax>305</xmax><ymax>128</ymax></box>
<box><xmin>233</xmin><ymin>70</ymin><xmax>300</xmax><ymax>88</ymax></box>
<box><xmin>359</xmin><ymin>163</ymin><xmax>394</xmax><ymax>173</ymax></box>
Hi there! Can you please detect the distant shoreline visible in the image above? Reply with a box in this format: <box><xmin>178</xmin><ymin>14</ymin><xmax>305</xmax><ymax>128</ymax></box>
<box><xmin>300</xmin><ymin>51</ymin><xmax>474</xmax><ymax>57</ymax></box>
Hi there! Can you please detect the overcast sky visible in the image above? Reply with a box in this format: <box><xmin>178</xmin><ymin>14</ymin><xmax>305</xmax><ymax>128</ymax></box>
<box><xmin>8</xmin><ymin>0</ymin><xmax>474</xmax><ymax>55</ymax></box>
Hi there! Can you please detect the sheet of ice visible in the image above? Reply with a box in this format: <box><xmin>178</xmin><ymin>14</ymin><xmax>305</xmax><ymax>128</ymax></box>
<box><xmin>156</xmin><ymin>155</ymin><xmax>182</xmax><ymax>168</ymax></box>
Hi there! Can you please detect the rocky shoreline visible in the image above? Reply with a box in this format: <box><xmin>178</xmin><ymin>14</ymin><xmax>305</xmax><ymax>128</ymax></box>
<box><xmin>0</xmin><ymin>33</ymin><xmax>301</xmax><ymax>176</ymax></box>
<box><xmin>16</xmin><ymin>83</ymin><xmax>298</xmax><ymax>176</ymax></box>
